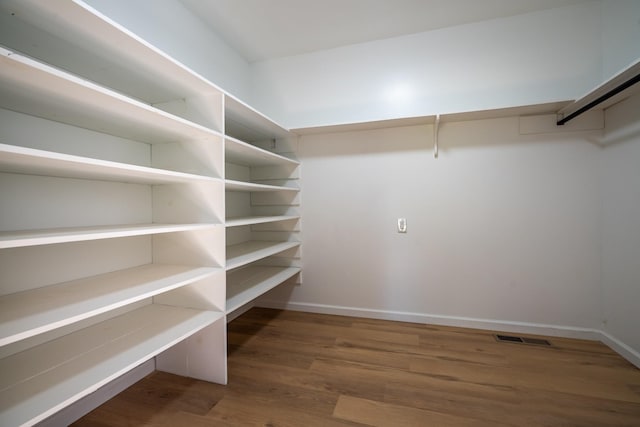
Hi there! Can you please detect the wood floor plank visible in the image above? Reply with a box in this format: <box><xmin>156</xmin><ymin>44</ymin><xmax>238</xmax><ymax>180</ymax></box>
<box><xmin>261</xmin><ymin>318</ymin><xmax>420</xmax><ymax>346</ymax></box>
<box><xmin>519</xmin><ymin>387</ymin><xmax>640</xmax><ymax>427</ymax></box>
<box><xmin>72</xmin><ymin>371</ymin><xmax>225</xmax><ymax>426</ymax></box>
<box><xmin>223</xmin><ymin>376</ymin><xmax>340</xmax><ymax>418</ymax></box>
<box><xmin>384</xmin><ymin>381</ymin><xmax>524</xmax><ymax>426</ymax></box>
<box><xmin>411</xmin><ymin>352</ymin><xmax>640</xmax><ymax>403</ymax></box>
<box><xmin>322</xmin><ymin>338</ymin><xmax>413</xmax><ymax>370</ymax></box>
<box><xmin>333</xmin><ymin>394</ymin><xmax>509</xmax><ymax>427</ymax></box>
<box><xmin>208</xmin><ymin>396</ymin><xmax>364</xmax><ymax>427</ymax></box>
<box><xmin>74</xmin><ymin>308</ymin><xmax>640</xmax><ymax>426</ymax></box>
<box><xmin>227</xmin><ymin>339</ymin><xmax>316</xmax><ymax>370</ymax></box>
<box><xmin>409</xmin><ymin>354</ymin><xmax>521</xmax><ymax>387</ymax></box>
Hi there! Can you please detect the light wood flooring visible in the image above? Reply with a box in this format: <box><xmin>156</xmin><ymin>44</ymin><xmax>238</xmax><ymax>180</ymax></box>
<box><xmin>74</xmin><ymin>308</ymin><xmax>640</xmax><ymax>426</ymax></box>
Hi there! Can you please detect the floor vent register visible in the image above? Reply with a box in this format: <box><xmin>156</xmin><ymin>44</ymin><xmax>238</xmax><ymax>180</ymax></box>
<box><xmin>494</xmin><ymin>334</ymin><xmax>552</xmax><ymax>346</ymax></box>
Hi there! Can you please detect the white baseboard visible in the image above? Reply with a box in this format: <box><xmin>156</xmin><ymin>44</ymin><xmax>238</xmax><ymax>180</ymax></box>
<box><xmin>259</xmin><ymin>300</ymin><xmax>640</xmax><ymax>368</ymax></box>
<box><xmin>37</xmin><ymin>359</ymin><xmax>155</xmax><ymax>426</ymax></box>
<box><xmin>598</xmin><ymin>330</ymin><xmax>640</xmax><ymax>369</ymax></box>
<box><xmin>257</xmin><ymin>300</ymin><xmax>601</xmax><ymax>340</ymax></box>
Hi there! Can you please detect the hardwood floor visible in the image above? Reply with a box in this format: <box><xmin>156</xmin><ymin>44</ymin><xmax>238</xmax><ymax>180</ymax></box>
<box><xmin>73</xmin><ymin>308</ymin><xmax>640</xmax><ymax>426</ymax></box>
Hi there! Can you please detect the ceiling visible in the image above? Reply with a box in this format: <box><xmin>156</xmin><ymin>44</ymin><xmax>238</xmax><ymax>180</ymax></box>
<box><xmin>180</xmin><ymin>0</ymin><xmax>592</xmax><ymax>62</ymax></box>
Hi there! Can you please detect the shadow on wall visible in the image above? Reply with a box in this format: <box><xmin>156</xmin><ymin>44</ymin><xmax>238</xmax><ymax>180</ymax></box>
<box><xmin>601</xmin><ymin>94</ymin><xmax>640</xmax><ymax>146</ymax></box>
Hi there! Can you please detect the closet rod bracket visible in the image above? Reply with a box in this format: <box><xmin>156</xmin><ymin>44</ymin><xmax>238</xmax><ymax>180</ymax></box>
<box><xmin>434</xmin><ymin>114</ymin><xmax>440</xmax><ymax>159</ymax></box>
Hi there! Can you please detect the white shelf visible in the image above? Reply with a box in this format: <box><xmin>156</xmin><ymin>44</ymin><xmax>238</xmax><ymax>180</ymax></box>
<box><xmin>0</xmin><ymin>47</ymin><xmax>221</xmax><ymax>144</ymax></box>
<box><xmin>225</xmin><ymin>215</ymin><xmax>300</xmax><ymax>228</ymax></box>
<box><xmin>0</xmin><ymin>144</ymin><xmax>221</xmax><ymax>184</ymax></box>
<box><xmin>0</xmin><ymin>264</ymin><xmax>219</xmax><ymax>347</ymax></box>
<box><xmin>0</xmin><ymin>0</ymin><xmax>223</xmax><ymax>106</ymax></box>
<box><xmin>0</xmin><ymin>223</ymin><xmax>219</xmax><ymax>249</ymax></box>
<box><xmin>225</xmin><ymin>179</ymin><xmax>299</xmax><ymax>192</ymax></box>
<box><xmin>226</xmin><ymin>266</ymin><xmax>300</xmax><ymax>314</ymax></box>
<box><xmin>226</xmin><ymin>241</ymin><xmax>300</xmax><ymax>271</ymax></box>
<box><xmin>225</xmin><ymin>136</ymin><xmax>299</xmax><ymax>167</ymax></box>
<box><xmin>225</xmin><ymin>95</ymin><xmax>291</xmax><ymax>143</ymax></box>
<box><xmin>292</xmin><ymin>102</ymin><xmax>573</xmax><ymax>135</ymax></box>
<box><xmin>558</xmin><ymin>58</ymin><xmax>640</xmax><ymax>121</ymax></box>
<box><xmin>0</xmin><ymin>304</ymin><xmax>223</xmax><ymax>427</ymax></box>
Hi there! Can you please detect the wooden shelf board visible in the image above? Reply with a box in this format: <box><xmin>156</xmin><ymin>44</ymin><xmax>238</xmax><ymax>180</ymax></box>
<box><xmin>226</xmin><ymin>266</ymin><xmax>300</xmax><ymax>314</ymax></box>
<box><xmin>0</xmin><ymin>264</ymin><xmax>220</xmax><ymax>347</ymax></box>
<box><xmin>225</xmin><ymin>179</ymin><xmax>299</xmax><ymax>193</ymax></box>
<box><xmin>0</xmin><ymin>223</ymin><xmax>219</xmax><ymax>249</ymax></box>
<box><xmin>225</xmin><ymin>215</ymin><xmax>299</xmax><ymax>228</ymax></box>
<box><xmin>0</xmin><ymin>304</ymin><xmax>223</xmax><ymax>427</ymax></box>
<box><xmin>226</xmin><ymin>241</ymin><xmax>300</xmax><ymax>271</ymax></box>
<box><xmin>0</xmin><ymin>143</ymin><xmax>220</xmax><ymax>184</ymax></box>
<box><xmin>225</xmin><ymin>136</ymin><xmax>299</xmax><ymax>167</ymax></box>
<box><xmin>0</xmin><ymin>48</ymin><xmax>221</xmax><ymax>144</ymax></box>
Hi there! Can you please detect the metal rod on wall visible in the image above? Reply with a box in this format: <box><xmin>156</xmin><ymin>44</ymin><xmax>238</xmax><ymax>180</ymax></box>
<box><xmin>556</xmin><ymin>61</ymin><xmax>640</xmax><ymax>126</ymax></box>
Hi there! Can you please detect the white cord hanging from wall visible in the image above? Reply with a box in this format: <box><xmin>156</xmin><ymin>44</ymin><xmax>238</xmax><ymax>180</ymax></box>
<box><xmin>433</xmin><ymin>114</ymin><xmax>440</xmax><ymax>159</ymax></box>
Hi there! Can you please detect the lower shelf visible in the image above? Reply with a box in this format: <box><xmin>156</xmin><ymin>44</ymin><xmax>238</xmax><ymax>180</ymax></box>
<box><xmin>225</xmin><ymin>240</ymin><xmax>300</xmax><ymax>270</ymax></box>
<box><xmin>0</xmin><ymin>264</ymin><xmax>220</xmax><ymax>347</ymax></box>
<box><xmin>226</xmin><ymin>266</ymin><xmax>301</xmax><ymax>314</ymax></box>
<box><xmin>0</xmin><ymin>304</ymin><xmax>223</xmax><ymax>427</ymax></box>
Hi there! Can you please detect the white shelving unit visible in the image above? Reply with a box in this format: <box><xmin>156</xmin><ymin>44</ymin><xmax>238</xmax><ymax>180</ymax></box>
<box><xmin>224</xmin><ymin>96</ymin><xmax>302</xmax><ymax>318</ymax></box>
<box><xmin>0</xmin><ymin>304</ymin><xmax>223</xmax><ymax>427</ymax></box>
<box><xmin>0</xmin><ymin>0</ymin><xmax>301</xmax><ymax>424</ymax></box>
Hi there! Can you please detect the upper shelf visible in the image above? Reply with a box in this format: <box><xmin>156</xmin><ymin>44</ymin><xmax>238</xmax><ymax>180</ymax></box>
<box><xmin>292</xmin><ymin>101</ymin><xmax>572</xmax><ymax>135</ymax></box>
<box><xmin>0</xmin><ymin>144</ymin><xmax>222</xmax><ymax>184</ymax></box>
<box><xmin>0</xmin><ymin>223</ymin><xmax>219</xmax><ymax>249</ymax></box>
<box><xmin>0</xmin><ymin>48</ymin><xmax>221</xmax><ymax>144</ymax></box>
<box><xmin>225</xmin><ymin>136</ymin><xmax>299</xmax><ymax>167</ymax></box>
<box><xmin>557</xmin><ymin>59</ymin><xmax>640</xmax><ymax>125</ymax></box>
<box><xmin>0</xmin><ymin>0</ymin><xmax>221</xmax><ymax>106</ymax></box>
<box><xmin>225</xmin><ymin>95</ymin><xmax>291</xmax><ymax>143</ymax></box>
<box><xmin>0</xmin><ymin>0</ymin><xmax>292</xmax><ymax>143</ymax></box>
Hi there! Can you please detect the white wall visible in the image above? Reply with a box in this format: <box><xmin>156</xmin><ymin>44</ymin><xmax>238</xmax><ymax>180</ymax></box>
<box><xmin>250</xmin><ymin>2</ymin><xmax>602</xmax><ymax>129</ymax></box>
<box><xmin>601</xmin><ymin>93</ymin><xmax>640</xmax><ymax>358</ymax></box>
<box><xmin>601</xmin><ymin>0</ymin><xmax>640</xmax><ymax>79</ymax></box>
<box><xmin>263</xmin><ymin>117</ymin><xmax>602</xmax><ymax>333</ymax></box>
<box><xmin>84</xmin><ymin>0</ymin><xmax>251</xmax><ymax>100</ymax></box>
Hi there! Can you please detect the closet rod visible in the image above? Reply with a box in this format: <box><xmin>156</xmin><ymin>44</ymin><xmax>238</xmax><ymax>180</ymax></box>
<box><xmin>557</xmin><ymin>71</ymin><xmax>640</xmax><ymax>125</ymax></box>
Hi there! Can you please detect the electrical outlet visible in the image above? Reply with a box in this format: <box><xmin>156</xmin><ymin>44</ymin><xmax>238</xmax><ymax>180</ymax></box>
<box><xmin>397</xmin><ymin>218</ymin><xmax>407</xmax><ymax>233</ymax></box>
